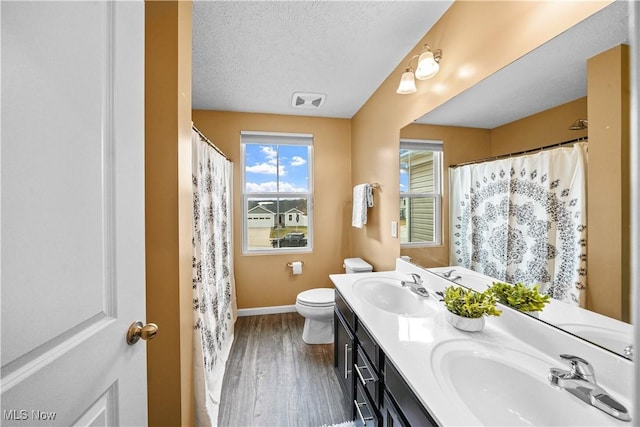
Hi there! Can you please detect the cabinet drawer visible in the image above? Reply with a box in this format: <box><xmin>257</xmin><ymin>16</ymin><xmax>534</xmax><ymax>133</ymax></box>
<box><xmin>355</xmin><ymin>346</ymin><xmax>381</xmax><ymax>406</ymax></box>
<box><xmin>335</xmin><ymin>289</ymin><xmax>355</xmax><ymax>332</ymax></box>
<box><xmin>355</xmin><ymin>321</ymin><xmax>381</xmax><ymax>372</ymax></box>
<box><xmin>384</xmin><ymin>360</ymin><xmax>438</xmax><ymax>427</ymax></box>
<box><xmin>354</xmin><ymin>379</ymin><xmax>380</xmax><ymax>427</ymax></box>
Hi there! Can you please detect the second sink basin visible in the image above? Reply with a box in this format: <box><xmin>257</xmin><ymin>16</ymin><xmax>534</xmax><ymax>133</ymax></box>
<box><xmin>430</xmin><ymin>339</ymin><xmax>629</xmax><ymax>426</ymax></box>
<box><xmin>352</xmin><ymin>276</ymin><xmax>434</xmax><ymax>316</ymax></box>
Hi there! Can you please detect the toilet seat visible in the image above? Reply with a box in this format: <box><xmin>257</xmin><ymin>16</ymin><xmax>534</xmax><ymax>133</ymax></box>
<box><xmin>296</xmin><ymin>288</ymin><xmax>334</xmax><ymax>307</ymax></box>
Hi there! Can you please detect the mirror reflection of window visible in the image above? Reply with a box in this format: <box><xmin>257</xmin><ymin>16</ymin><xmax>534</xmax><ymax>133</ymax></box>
<box><xmin>399</xmin><ymin>139</ymin><xmax>443</xmax><ymax>246</ymax></box>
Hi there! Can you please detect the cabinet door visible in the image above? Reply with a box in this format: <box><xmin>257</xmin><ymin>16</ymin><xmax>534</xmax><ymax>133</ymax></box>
<box><xmin>381</xmin><ymin>391</ymin><xmax>408</xmax><ymax>427</ymax></box>
<box><xmin>384</xmin><ymin>360</ymin><xmax>438</xmax><ymax>427</ymax></box>
<box><xmin>335</xmin><ymin>309</ymin><xmax>355</xmax><ymax>415</ymax></box>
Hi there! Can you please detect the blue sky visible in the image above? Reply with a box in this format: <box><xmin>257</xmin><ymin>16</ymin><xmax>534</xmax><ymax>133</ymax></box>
<box><xmin>245</xmin><ymin>144</ymin><xmax>309</xmax><ymax>193</ymax></box>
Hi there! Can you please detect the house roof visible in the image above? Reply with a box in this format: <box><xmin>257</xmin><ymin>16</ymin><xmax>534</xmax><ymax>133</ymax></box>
<box><xmin>248</xmin><ymin>205</ymin><xmax>275</xmax><ymax>215</ymax></box>
<box><xmin>284</xmin><ymin>208</ymin><xmax>305</xmax><ymax>214</ymax></box>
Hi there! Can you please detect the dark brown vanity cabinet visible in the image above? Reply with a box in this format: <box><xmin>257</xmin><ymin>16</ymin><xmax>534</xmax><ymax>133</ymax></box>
<box><xmin>334</xmin><ymin>288</ymin><xmax>437</xmax><ymax>427</ymax></box>
<box><xmin>334</xmin><ymin>290</ymin><xmax>356</xmax><ymax>418</ymax></box>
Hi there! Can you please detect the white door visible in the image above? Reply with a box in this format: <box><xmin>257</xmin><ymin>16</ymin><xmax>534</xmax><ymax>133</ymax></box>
<box><xmin>1</xmin><ymin>1</ymin><xmax>147</xmax><ymax>426</ymax></box>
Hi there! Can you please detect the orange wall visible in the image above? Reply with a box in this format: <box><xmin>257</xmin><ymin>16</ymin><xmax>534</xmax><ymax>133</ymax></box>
<box><xmin>399</xmin><ymin>124</ymin><xmax>491</xmax><ymax>267</ymax></box>
<box><xmin>192</xmin><ymin>110</ymin><xmax>352</xmax><ymax>309</ymax></box>
<box><xmin>491</xmin><ymin>97</ymin><xmax>588</xmax><ymax>155</ymax></box>
<box><xmin>351</xmin><ymin>1</ymin><xmax>610</xmax><ymax>271</ymax></box>
<box><xmin>587</xmin><ymin>45</ymin><xmax>630</xmax><ymax>321</ymax></box>
<box><xmin>145</xmin><ymin>1</ymin><xmax>194</xmax><ymax>426</ymax></box>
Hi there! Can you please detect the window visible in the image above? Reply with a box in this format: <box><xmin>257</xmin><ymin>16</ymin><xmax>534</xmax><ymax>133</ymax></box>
<box><xmin>400</xmin><ymin>139</ymin><xmax>443</xmax><ymax>246</ymax></box>
<box><xmin>242</xmin><ymin>131</ymin><xmax>313</xmax><ymax>253</ymax></box>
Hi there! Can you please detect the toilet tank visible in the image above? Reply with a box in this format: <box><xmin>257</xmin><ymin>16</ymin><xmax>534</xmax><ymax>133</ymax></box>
<box><xmin>343</xmin><ymin>257</ymin><xmax>373</xmax><ymax>274</ymax></box>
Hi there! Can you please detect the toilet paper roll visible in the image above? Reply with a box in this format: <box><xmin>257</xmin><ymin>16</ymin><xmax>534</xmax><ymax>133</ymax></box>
<box><xmin>291</xmin><ymin>261</ymin><xmax>303</xmax><ymax>275</ymax></box>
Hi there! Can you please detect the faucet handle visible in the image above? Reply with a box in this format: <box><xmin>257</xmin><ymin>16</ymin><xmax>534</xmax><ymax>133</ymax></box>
<box><xmin>408</xmin><ymin>273</ymin><xmax>422</xmax><ymax>283</ymax></box>
<box><xmin>560</xmin><ymin>354</ymin><xmax>596</xmax><ymax>383</ymax></box>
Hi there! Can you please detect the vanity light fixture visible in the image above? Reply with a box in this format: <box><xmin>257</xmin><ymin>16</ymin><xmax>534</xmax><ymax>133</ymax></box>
<box><xmin>396</xmin><ymin>44</ymin><xmax>443</xmax><ymax>95</ymax></box>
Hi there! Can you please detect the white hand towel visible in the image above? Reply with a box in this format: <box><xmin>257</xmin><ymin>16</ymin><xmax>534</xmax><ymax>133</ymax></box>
<box><xmin>352</xmin><ymin>183</ymin><xmax>374</xmax><ymax>228</ymax></box>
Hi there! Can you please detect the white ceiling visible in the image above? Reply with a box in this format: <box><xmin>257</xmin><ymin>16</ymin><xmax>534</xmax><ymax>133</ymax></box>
<box><xmin>415</xmin><ymin>0</ymin><xmax>630</xmax><ymax>129</ymax></box>
<box><xmin>192</xmin><ymin>1</ymin><xmax>629</xmax><ymax>127</ymax></box>
<box><xmin>192</xmin><ymin>1</ymin><xmax>453</xmax><ymax>118</ymax></box>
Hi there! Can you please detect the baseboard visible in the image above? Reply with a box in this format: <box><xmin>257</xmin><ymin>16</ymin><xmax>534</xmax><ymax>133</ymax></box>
<box><xmin>237</xmin><ymin>304</ymin><xmax>297</xmax><ymax>317</ymax></box>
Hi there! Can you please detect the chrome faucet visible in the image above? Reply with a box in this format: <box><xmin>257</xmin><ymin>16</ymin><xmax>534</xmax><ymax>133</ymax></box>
<box><xmin>549</xmin><ymin>354</ymin><xmax>631</xmax><ymax>422</ymax></box>
<box><xmin>400</xmin><ymin>273</ymin><xmax>429</xmax><ymax>298</ymax></box>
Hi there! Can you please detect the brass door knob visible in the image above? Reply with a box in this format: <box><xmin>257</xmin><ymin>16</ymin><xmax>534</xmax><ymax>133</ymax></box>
<box><xmin>126</xmin><ymin>321</ymin><xmax>158</xmax><ymax>345</ymax></box>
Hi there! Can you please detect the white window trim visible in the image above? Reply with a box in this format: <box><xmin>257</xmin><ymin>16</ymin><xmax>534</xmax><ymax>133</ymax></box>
<box><xmin>241</xmin><ymin>132</ymin><xmax>314</xmax><ymax>255</ymax></box>
<box><xmin>400</xmin><ymin>139</ymin><xmax>443</xmax><ymax>247</ymax></box>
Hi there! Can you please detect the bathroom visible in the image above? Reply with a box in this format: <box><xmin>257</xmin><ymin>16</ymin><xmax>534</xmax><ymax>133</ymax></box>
<box><xmin>189</xmin><ymin>0</ymin><xmax>637</xmax><ymax>425</ymax></box>
<box><xmin>1</xmin><ymin>1</ymin><xmax>638</xmax><ymax>426</ymax></box>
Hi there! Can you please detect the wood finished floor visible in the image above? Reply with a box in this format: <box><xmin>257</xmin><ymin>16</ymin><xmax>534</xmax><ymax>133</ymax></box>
<box><xmin>218</xmin><ymin>312</ymin><xmax>350</xmax><ymax>427</ymax></box>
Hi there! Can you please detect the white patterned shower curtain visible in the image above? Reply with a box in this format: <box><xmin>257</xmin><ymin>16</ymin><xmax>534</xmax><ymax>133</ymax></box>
<box><xmin>449</xmin><ymin>143</ymin><xmax>588</xmax><ymax>306</ymax></box>
<box><xmin>192</xmin><ymin>129</ymin><xmax>237</xmax><ymax>426</ymax></box>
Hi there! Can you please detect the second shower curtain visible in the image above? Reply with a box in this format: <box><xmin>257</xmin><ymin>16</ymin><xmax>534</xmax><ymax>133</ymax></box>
<box><xmin>449</xmin><ymin>143</ymin><xmax>588</xmax><ymax>306</ymax></box>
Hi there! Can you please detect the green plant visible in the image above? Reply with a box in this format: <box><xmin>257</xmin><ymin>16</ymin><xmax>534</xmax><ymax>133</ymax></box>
<box><xmin>488</xmin><ymin>281</ymin><xmax>550</xmax><ymax>312</ymax></box>
<box><xmin>442</xmin><ymin>286</ymin><xmax>502</xmax><ymax>319</ymax></box>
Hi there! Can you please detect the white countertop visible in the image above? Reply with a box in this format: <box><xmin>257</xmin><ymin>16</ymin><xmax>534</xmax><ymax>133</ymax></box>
<box><xmin>329</xmin><ymin>258</ymin><xmax>633</xmax><ymax>426</ymax></box>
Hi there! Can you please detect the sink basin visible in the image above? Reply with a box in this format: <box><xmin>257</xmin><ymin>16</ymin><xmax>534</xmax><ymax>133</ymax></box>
<box><xmin>430</xmin><ymin>339</ymin><xmax>628</xmax><ymax>426</ymax></box>
<box><xmin>352</xmin><ymin>276</ymin><xmax>433</xmax><ymax>315</ymax></box>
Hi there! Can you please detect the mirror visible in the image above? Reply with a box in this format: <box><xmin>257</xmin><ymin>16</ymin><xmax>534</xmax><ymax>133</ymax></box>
<box><xmin>400</xmin><ymin>1</ymin><xmax>632</xmax><ymax>358</ymax></box>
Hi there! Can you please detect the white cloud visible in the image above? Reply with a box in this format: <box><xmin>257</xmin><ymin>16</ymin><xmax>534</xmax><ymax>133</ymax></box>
<box><xmin>261</xmin><ymin>146</ymin><xmax>277</xmax><ymax>165</ymax></box>
<box><xmin>290</xmin><ymin>156</ymin><xmax>306</xmax><ymax>166</ymax></box>
<box><xmin>246</xmin><ymin>181</ymin><xmax>307</xmax><ymax>193</ymax></box>
<box><xmin>246</xmin><ymin>163</ymin><xmax>286</xmax><ymax>175</ymax></box>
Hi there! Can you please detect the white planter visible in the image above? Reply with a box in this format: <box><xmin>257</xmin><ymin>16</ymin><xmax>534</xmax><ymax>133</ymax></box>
<box><xmin>445</xmin><ymin>310</ymin><xmax>485</xmax><ymax>332</ymax></box>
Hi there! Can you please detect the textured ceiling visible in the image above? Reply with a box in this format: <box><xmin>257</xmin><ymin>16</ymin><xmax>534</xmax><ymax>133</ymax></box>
<box><xmin>415</xmin><ymin>0</ymin><xmax>630</xmax><ymax>129</ymax></box>
<box><xmin>192</xmin><ymin>1</ymin><xmax>629</xmax><ymax>127</ymax></box>
<box><xmin>192</xmin><ymin>1</ymin><xmax>453</xmax><ymax>118</ymax></box>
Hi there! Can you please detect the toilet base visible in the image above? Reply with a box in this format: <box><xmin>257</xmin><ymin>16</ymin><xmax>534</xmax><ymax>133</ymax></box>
<box><xmin>301</xmin><ymin>318</ymin><xmax>334</xmax><ymax>344</ymax></box>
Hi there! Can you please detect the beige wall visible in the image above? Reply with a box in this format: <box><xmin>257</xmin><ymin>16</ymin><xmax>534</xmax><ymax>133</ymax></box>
<box><xmin>587</xmin><ymin>45</ymin><xmax>630</xmax><ymax>321</ymax></box>
<box><xmin>145</xmin><ymin>1</ymin><xmax>194</xmax><ymax>426</ymax></box>
<box><xmin>399</xmin><ymin>124</ymin><xmax>491</xmax><ymax>267</ymax></box>
<box><xmin>192</xmin><ymin>110</ymin><xmax>352</xmax><ymax>308</ymax></box>
<box><xmin>350</xmin><ymin>1</ymin><xmax>610</xmax><ymax>272</ymax></box>
<box><xmin>491</xmin><ymin>97</ymin><xmax>588</xmax><ymax>155</ymax></box>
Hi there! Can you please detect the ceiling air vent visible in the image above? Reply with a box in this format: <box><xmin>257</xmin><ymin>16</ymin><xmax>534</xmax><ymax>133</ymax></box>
<box><xmin>291</xmin><ymin>92</ymin><xmax>326</xmax><ymax>109</ymax></box>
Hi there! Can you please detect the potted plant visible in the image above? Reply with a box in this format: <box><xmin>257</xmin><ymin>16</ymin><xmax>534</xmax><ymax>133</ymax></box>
<box><xmin>488</xmin><ymin>282</ymin><xmax>550</xmax><ymax>316</ymax></box>
<box><xmin>441</xmin><ymin>286</ymin><xmax>501</xmax><ymax>332</ymax></box>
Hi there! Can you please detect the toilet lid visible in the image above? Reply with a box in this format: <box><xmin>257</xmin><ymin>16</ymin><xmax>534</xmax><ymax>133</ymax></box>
<box><xmin>297</xmin><ymin>288</ymin><xmax>335</xmax><ymax>307</ymax></box>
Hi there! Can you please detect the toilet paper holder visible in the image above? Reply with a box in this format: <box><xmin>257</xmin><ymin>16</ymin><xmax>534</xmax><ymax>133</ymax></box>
<box><xmin>287</xmin><ymin>261</ymin><xmax>304</xmax><ymax>268</ymax></box>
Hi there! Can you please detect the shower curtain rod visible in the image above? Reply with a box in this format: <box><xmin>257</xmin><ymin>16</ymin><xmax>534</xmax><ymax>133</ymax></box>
<box><xmin>449</xmin><ymin>136</ymin><xmax>587</xmax><ymax>169</ymax></box>
<box><xmin>192</xmin><ymin>123</ymin><xmax>230</xmax><ymax>161</ymax></box>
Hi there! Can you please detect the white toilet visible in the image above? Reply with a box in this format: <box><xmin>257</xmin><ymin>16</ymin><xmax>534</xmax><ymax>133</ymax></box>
<box><xmin>295</xmin><ymin>258</ymin><xmax>373</xmax><ymax>344</ymax></box>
